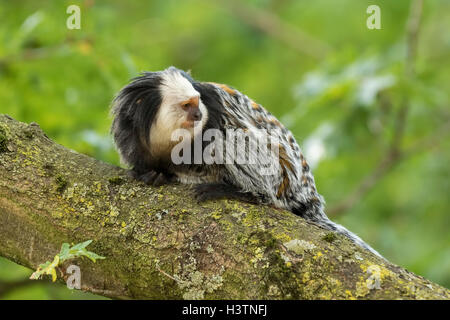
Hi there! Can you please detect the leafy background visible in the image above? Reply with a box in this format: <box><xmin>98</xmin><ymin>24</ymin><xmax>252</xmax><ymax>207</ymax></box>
<box><xmin>0</xmin><ymin>0</ymin><xmax>448</xmax><ymax>299</ymax></box>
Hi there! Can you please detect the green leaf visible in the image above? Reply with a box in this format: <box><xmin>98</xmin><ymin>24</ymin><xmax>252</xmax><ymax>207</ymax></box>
<box><xmin>70</xmin><ymin>240</ymin><xmax>93</xmax><ymax>251</ymax></box>
<box><xmin>59</xmin><ymin>243</ymin><xmax>70</xmax><ymax>260</ymax></box>
<box><xmin>30</xmin><ymin>240</ymin><xmax>105</xmax><ymax>282</ymax></box>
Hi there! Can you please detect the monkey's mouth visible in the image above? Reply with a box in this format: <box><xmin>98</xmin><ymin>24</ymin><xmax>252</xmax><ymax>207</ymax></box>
<box><xmin>181</xmin><ymin>120</ymin><xmax>201</xmax><ymax>129</ymax></box>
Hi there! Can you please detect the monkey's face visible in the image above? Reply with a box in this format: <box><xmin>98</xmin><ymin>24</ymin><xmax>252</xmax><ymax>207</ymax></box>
<box><xmin>149</xmin><ymin>68</ymin><xmax>208</xmax><ymax>156</ymax></box>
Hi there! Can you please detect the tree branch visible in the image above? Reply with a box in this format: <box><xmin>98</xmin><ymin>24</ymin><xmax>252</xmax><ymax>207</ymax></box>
<box><xmin>216</xmin><ymin>0</ymin><xmax>332</xmax><ymax>59</ymax></box>
<box><xmin>0</xmin><ymin>114</ymin><xmax>449</xmax><ymax>299</ymax></box>
<box><xmin>327</xmin><ymin>117</ymin><xmax>450</xmax><ymax>216</ymax></box>
<box><xmin>328</xmin><ymin>0</ymin><xmax>429</xmax><ymax>216</ymax></box>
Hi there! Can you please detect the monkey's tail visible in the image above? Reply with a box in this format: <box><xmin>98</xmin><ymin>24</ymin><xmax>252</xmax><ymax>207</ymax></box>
<box><xmin>315</xmin><ymin>216</ymin><xmax>384</xmax><ymax>259</ymax></box>
<box><xmin>292</xmin><ymin>205</ymin><xmax>385</xmax><ymax>259</ymax></box>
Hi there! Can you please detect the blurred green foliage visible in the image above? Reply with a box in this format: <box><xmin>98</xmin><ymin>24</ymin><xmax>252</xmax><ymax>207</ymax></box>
<box><xmin>0</xmin><ymin>0</ymin><xmax>448</xmax><ymax>299</ymax></box>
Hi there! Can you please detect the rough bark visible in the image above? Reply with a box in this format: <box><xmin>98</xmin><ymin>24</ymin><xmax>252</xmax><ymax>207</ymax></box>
<box><xmin>0</xmin><ymin>114</ymin><xmax>448</xmax><ymax>300</ymax></box>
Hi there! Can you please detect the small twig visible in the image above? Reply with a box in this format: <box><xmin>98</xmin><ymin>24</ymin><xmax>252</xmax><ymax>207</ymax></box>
<box><xmin>328</xmin><ymin>0</ymin><xmax>426</xmax><ymax>216</ymax></box>
<box><xmin>406</xmin><ymin>0</ymin><xmax>424</xmax><ymax>77</ymax></box>
<box><xmin>216</xmin><ymin>0</ymin><xmax>332</xmax><ymax>59</ymax></box>
<box><xmin>156</xmin><ymin>264</ymin><xmax>186</xmax><ymax>284</ymax></box>
<box><xmin>0</xmin><ymin>44</ymin><xmax>67</xmax><ymax>66</ymax></box>
<box><xmin>402</xmin><ymin>119</ymin><xmax>450</xmax><ymax>157</ymax></box>
<box><xmin>328</xmin><ymin>117</ymin><xmax>450</xmax><ymax>216</ymax></box>
<box><xmin>390</xmin><ymin>103</ymin><xmax>409</xmax><ymax>155</ymax></box>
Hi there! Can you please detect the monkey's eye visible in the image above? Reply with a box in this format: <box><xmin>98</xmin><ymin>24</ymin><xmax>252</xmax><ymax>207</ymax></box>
<box><xmin>181</xmin><ymin>103</ymin><xmax>190</xmax><ymax>110</ymax></box>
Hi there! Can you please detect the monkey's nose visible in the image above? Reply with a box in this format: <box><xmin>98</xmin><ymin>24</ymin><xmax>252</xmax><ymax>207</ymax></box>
<box><xmin>191</xmin><ymin>109</ymin><xmax>202</xmax><ymax>121</ymax></box>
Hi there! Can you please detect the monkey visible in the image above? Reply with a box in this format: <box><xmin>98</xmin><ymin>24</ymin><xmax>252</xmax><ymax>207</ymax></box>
<box><xmin>111</xmin><ymin>66</ymin><xmax>383</xmax><ymax>258</ymax></box>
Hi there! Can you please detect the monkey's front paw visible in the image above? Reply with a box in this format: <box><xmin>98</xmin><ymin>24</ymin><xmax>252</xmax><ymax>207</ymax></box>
<box><xmin>133</xmin><ymin>170</ymin><xmax>171</xmax><ymax>187</ymax></box>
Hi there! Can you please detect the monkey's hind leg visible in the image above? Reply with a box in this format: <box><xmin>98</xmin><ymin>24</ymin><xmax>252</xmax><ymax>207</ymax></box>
<box><xmin>194</xmin><ymin>183</ymin><xmax>260</xmax><ymax>204</ymax></box>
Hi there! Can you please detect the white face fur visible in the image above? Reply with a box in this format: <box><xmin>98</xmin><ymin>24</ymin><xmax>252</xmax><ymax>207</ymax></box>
<box><xmin>149</xmin><ymin>69</ymin><xmax>208</xmax><ymax>157</ymax></box>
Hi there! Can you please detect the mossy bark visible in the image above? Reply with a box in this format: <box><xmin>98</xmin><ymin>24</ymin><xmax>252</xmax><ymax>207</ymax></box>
<box><xmin>0</xmin><ymin>114</ymin><xmax>448</xmax><ymax>300</ymax></box>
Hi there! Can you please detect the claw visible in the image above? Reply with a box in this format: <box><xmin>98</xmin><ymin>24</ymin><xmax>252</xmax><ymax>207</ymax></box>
<box><xmin>141</xmin><ymin>171</ymin><xmax>157</xmax><ymax>185</ymax></box>
<box><xmin>130</xmin><ymin>170</ymin><xmax>171</xmax><ymax>186</ymax></box>
<box><xmin>153</xmin><ymin>173</ymin><xmax>167</xmax><ymax>186</ymax></box>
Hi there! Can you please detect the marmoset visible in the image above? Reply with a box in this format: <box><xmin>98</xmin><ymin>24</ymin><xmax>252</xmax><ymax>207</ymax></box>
<box><xmin>111</xmin><ymin>66</ymin><xmax>382</xmax><ymax>258</ymax></box>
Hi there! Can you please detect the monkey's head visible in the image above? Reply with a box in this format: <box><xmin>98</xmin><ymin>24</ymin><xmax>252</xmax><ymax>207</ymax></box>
<box><xmin>111</xmin><ymin>67</ymin><xmax>209</xmax><ymax>164</ymax></box>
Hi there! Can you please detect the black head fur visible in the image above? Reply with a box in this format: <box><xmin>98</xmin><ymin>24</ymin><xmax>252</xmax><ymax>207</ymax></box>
<box><xmin>111</xmin><ymin>71</ymin><xmax>163</xmax><ymax>172</ymax></box>
<box><xmin>192</xmin><ymin>82</ymin><xmax>224</xmax><ymax>131</ymax></box>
